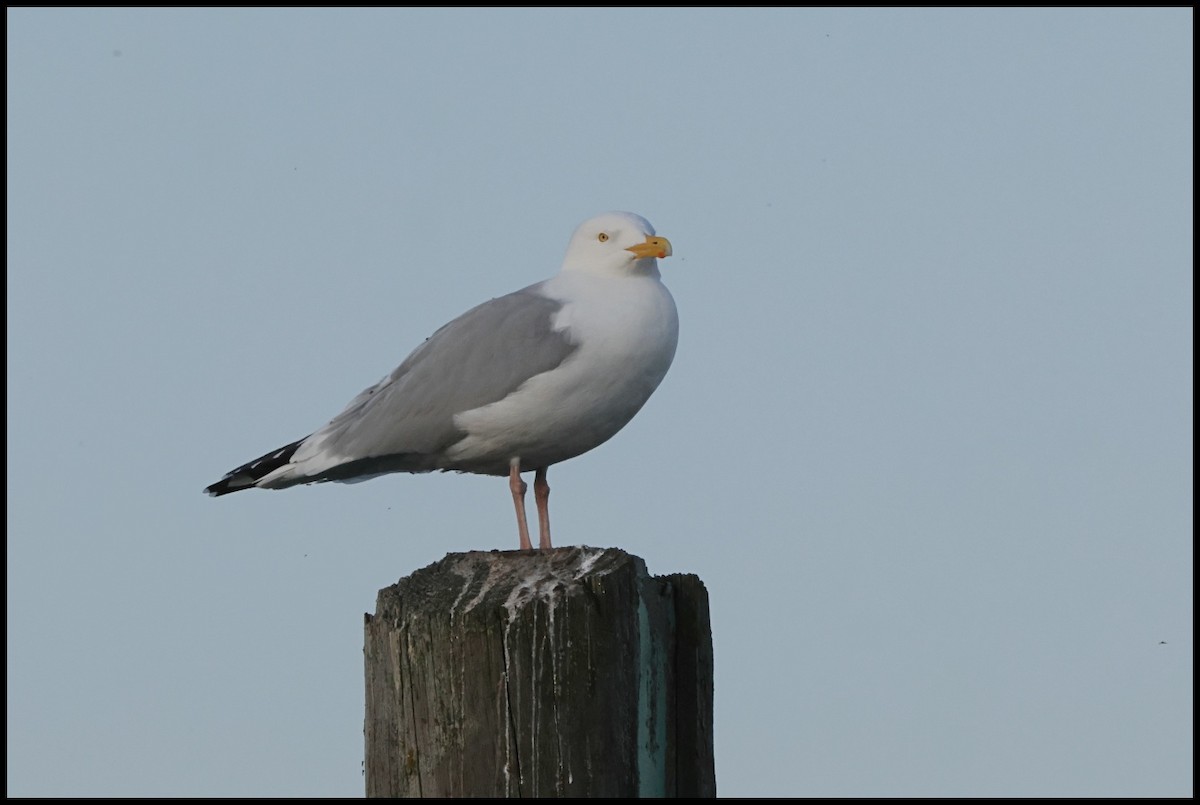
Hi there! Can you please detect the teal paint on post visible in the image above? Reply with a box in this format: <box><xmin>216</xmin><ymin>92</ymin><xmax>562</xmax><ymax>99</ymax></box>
<box><xmin>636</xmin><ymin>584</ymin><xmax>669</xmax><ymax>797</ymax></box>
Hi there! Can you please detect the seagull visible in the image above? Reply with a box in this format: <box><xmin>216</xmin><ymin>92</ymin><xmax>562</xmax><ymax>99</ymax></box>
<box><xmin>205</xmin><ymin>211</ymin><xmax>678</xmax><ymax>550</ymax></box>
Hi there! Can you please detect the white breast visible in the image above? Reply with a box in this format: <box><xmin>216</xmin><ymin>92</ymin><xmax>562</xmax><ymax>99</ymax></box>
<box><xmin>446</xmin><ymin>271</ymin><xmax>679</xmax><ymax>472</ymax></box>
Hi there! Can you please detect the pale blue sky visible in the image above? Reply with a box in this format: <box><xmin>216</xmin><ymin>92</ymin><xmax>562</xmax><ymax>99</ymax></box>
<box><xmin>6</xmin><ymin>7</ymin><xmax>1192</xmax><ymax>797</ymax></box>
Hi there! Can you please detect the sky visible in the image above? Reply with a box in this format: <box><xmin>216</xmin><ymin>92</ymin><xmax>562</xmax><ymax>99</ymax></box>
<box><xmin>6</xmin><ymin>7</ymin><xmax>1193</xmax><ymax>797</ymax></box>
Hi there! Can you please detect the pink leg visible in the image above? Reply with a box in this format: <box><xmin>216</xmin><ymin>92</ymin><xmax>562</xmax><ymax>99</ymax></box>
<box><xmin>534</xmin><ymin>467</ymin><xmax>552</xmax><ymax>550</ymax></box>
<box><xmin>509</xmin><ymin>459</ymin><xmax>532</xmax><ymax>551</ymax></box>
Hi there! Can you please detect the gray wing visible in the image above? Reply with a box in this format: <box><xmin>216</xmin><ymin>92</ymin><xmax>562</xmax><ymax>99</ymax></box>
<box><xmin>307</xmin><ymin>282</ymin><xmax>577</xmax><ymax>465</ymax></box>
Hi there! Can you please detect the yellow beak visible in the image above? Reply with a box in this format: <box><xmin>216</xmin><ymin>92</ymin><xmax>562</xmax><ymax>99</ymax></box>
<box><xmin>626</xmin><ymin>235</ymin><xmax>673</xmax><ymax>260</ymax></box>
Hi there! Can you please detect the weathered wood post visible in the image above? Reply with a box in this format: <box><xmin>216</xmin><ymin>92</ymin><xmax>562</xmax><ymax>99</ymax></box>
<box><xmin>364</xmin><ymin>546</ymin><xmax>715</xmax><ymax>797</ymax></box>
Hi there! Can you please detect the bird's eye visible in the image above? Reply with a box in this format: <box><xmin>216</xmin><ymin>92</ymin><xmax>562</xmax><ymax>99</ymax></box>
<box><xmin>597</xmin><ymin>232</ymin><xmax>609</xmax><ymax>242</ymax></box>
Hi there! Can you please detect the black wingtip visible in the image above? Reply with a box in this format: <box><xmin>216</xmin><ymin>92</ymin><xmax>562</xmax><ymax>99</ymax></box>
<box><xmin>203</xmin><ymin>478</ymin><xmax>241</xmax><ymax>497</ymax></box>
<box><xmin>204</xmin><ymin>437</ymin><xmax>307</xmax><ymax>498</ymax></box>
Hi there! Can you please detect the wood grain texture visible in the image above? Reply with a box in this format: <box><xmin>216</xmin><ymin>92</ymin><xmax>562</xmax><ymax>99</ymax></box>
<box><xmin>364</xmin><ymin>547</ymin><xmax>714</xmax><ymax>797</ymax></box>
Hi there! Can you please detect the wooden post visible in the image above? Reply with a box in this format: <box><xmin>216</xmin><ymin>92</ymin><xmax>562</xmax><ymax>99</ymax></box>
<box><xmin>363</xmin><ymin>546</ymin><xmax>715</xmax><ymax>797</ymax></box>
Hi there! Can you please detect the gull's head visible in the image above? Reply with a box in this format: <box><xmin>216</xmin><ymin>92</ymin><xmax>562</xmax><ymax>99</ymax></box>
<box><xmin>560</xmin><ymin>211</ymin><xmax>673</xmax><ymax>277</ymax></box>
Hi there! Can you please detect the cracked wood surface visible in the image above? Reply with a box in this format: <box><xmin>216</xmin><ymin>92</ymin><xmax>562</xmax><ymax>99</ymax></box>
<box><xmin>363</xmin><ymin>547</ymin><xmax>714</xmax><ymax>797</ymax></box>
